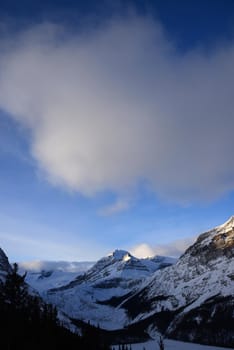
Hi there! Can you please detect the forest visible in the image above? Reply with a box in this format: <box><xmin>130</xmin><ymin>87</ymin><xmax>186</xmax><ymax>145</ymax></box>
<box><xmin>0</xmin><ymin>263</ymin><xmax>111</xmax><ymax>350</ymax></box>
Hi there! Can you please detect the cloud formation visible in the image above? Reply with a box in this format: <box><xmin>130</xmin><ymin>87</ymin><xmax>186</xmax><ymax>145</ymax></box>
<box><xmin>130</xmin><ymin>236</ymin><xmax>197</xmax><ymax>258</ymax></box>
<box><xmin>1</xmin><ymin>16</ymin><xmax>234</xmax><ymax>203</ymax></box>
<box><xmin>98</xmin><ymin>196</ymin><xmax>133</xmax><ymax>216</ymax></box>
<box><xmin>18</xmin><ymin>260</ymin><xmax>94</xmax><ymax>273</ymax></box>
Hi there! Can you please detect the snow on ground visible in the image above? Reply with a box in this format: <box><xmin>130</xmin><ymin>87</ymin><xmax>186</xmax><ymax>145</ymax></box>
<box><xmin>112</xmin><ymin>339</ymin><xmax>230</xmax><ymax>350</ymax></box>
<box><xmin>25</xmin><ymin>270</ymin><xmax>80</xmax><ymax>293</ymax></box>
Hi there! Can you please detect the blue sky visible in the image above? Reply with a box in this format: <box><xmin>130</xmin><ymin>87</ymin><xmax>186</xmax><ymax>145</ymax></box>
<box><xmin>0</xmin><ymin>0</ymin><xmax>234</xmax><ymax>262</ymax></box>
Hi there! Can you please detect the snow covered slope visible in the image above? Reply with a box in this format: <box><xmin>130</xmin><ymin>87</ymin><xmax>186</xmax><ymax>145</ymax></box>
<box><xmin>23</xmin><ymin>261</ymin><xmax>94</xmax><ymax>294</ymax></box>
<box><xmin>122</xmin><ymin>216</ymin><xmax>234</xmax><ymax>347</ymax></box>
<box><xmin>113</xmin><ymin>338</ymin><xmax>231</xmax><ymax>350</ymax></box>
<box><xmin>126</xmin><ymin>216</ymin><xmax>234</xmax><ymax>318</ymax></box>
<box><xmin>25</xmin><ymin>270</ymin><xmax>82</xmax><ymax>294</ymax></box>
<box><xmin>45</xmin><ymin>249</ymin><xmax>176</xmax><ymax>330</ymax></box>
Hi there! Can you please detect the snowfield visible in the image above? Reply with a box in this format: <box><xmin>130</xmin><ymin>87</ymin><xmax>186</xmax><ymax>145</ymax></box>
<box><xmin>112</xmin><ymin>339</ymin><xmax>230</xmax><ymax>350</ymax></box>
<box><xmin>45</xmin><ymin>250</ymin><xmax>176</xmax><ymax>329</ymax></box>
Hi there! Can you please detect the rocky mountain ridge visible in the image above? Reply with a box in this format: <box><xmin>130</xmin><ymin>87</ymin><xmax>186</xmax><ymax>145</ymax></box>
<box><xmin>120</xmin><ymin>216</ymin><xmax>234</xmax><ymax>346</ymax></box>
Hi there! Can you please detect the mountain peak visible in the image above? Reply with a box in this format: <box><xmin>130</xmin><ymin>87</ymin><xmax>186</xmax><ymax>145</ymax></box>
<box><xmin>109</xmin><ymin>249</ymin><xmax>132</xmax><ymax>262</ymax></box>
<box><xmin>183</xmin><ymin>216</ymin><xmax>234</xmax><ymax>264</ymax></box>
<box><xmin>217</xmin><ymin>215</ymin><xmax>234</xmax><ymax>231</ymax></box>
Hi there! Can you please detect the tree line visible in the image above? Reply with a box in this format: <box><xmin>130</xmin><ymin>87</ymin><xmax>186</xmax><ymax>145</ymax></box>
<box><xmin>0</xmin><ymin>263</ymin><xmax>111</xmax><ymax>349</ymax></box>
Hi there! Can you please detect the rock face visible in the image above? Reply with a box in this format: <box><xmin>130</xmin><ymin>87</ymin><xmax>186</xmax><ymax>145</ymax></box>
<box><xmin>184</xmin><ymin>215</ymin><xmax>234</xmax><ymax>262</ymax></box>
<box><xmin>167</xmin><ymin>295</ymin><xmax>234</xmax><ymax>346</ymax></box>
<box><xmin>0</xmin><ymin>247</ymin><xmax>12</xmax><ymax>279</ymax></box>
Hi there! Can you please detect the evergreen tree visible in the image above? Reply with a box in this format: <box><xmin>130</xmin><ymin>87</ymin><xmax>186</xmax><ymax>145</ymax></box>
<box><xmin>0</xmin><ymin>263</ymin><xmax>112</xmax><ymax>349</ymax></box>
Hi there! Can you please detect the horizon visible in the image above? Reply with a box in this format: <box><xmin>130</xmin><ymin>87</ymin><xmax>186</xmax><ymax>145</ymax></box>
<box><xmin>1</xmin><ymin>0</ymin><xmax>234</xmax><ymax>263</ymax></box>
<box><xmin>7</xmin><ymin>214</ymin><xmax>234</xmax><ymax>270</ymax></box>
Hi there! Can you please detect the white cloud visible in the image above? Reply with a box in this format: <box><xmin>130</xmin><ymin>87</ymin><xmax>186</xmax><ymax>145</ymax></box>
<box><xmin>0</xmin><ymin>16</ymin><xmax>234</xmax><ymax>203</ymax></box>
<box><xmin>18</xmin><ymin>260</ymin><xmax>94</xmax><ymax>273</ymax></box>
<box><xmin>130</xmin><ymin>243</ymin><xmax>155</xmax><ymax>258</ymax></box>
<box><xmin>130</xmin><ymin>236</ymin><xmax>197</xmax><ymax>258</ymax></box>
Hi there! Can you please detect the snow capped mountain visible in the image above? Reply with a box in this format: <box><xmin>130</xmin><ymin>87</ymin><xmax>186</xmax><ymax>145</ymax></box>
<box><xmin>121</xmin><ymin>216</ymin><xmax>234</xmax><ymax>347</ymax></box>
<box><xmin>129</xmin><ymin>216</ymin><xmax>234</xmax><ymax>317</ymax></box>
<box><xmin>1</xmin><ymin>215</ymin><xmax>232</xmax><ymax>347</ymax></box>
<box><xmin>36</xmin><ymin>215</ymin><xmax>233</xmax><ymax>346</ymax></box>
<box><xmin>71</xmin><ymin>249</ymin><xmax>175</xmax><ymax>285</ymax></box>
<box><xmin>45</xmin><ymin>249</ymin><xmax>176</xmax><ymax>330</ymax></box>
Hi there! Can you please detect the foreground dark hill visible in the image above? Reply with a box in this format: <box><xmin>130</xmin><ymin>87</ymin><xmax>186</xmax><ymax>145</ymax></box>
<box><xmin>0</xmin><ymin>261</ymin><xmax>111</xmax><ymax>349</ymax></box>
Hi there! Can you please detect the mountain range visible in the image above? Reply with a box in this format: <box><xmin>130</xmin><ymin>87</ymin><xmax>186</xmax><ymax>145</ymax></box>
<box><xmin>1</xmin><ymin>216</ymin><xmax>234</xmax><ymax>347</ymax></box>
